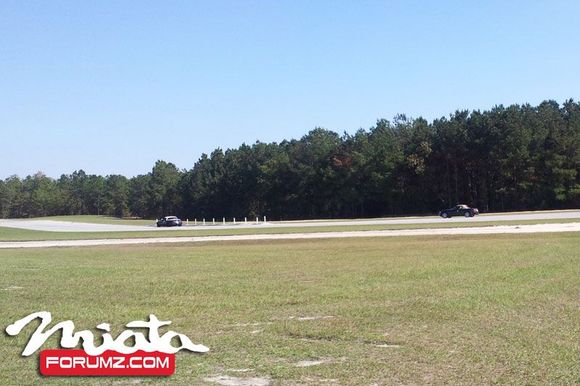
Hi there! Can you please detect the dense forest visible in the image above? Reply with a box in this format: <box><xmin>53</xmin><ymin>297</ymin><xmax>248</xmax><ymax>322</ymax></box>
<box><xmin>1</xmin><ymin>100</ymin><xmax>579</xmax><ymax>220</ymax></box>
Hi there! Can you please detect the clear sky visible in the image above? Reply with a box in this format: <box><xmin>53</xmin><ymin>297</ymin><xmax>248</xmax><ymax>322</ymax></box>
<box><xmin>1</xmin><ymin>0</ymin><xmax>579</xmax><ymax>179</ymax></box>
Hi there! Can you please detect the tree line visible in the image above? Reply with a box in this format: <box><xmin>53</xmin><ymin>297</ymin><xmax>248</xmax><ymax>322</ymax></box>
<box><xmin>1</xmin><ymin>100</ymin><xmax>579</xmax><ymax>220</ymax></box>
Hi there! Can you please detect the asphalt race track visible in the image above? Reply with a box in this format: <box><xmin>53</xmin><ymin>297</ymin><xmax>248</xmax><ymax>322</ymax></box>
<box><xmin>1</xmin><ymin>222</ymin><xmax>580</xmax><ymax>249</ymax></box>
<box><xmin>0</xmin><ymin>210</ymin><xmax>579</xmax><ymax>233</ymax></box>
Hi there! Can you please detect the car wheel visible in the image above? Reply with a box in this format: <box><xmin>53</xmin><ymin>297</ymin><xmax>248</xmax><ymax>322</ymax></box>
<box><xmin>464</xmin><ymin>212</ymin><xmax>471</xmax><ymax>218</ymax></box>
<box><xmin>441</xmin><ymin>212</ymin><xmax>448</xmax><ymax>218</ymax></box>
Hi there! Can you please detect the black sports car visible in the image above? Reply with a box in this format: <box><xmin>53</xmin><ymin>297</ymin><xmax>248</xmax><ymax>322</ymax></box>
<box><xmin>439</xmin><ymin>204</ymin><xmax>479</xmax><ymax>218</ymax></box>
<box><xmin>156</xmin><ymin>216</ymin><xmax>183</xmax><ymax>227</ymax></box>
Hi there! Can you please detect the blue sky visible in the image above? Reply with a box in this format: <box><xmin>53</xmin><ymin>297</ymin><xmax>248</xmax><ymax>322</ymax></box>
<box><xmin>1</xmin><ymin>0</ymin><xmax>579</xmax><ymax>179</ymax></box>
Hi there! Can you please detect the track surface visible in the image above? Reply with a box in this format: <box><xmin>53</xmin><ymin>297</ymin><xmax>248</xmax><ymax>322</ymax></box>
<box><xmin>1</xmin><ymin>211</ymin><xmax>580</xmax><ymax>233</ymax></box>
<box><xmin>1</xmin><ymin>222</ymin><xmax>579</xmax><ymax>249</ymax></box>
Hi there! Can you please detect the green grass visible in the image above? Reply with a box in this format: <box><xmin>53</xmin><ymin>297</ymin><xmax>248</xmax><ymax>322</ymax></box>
<box><xmin>1</xmin><ymin>218</ymin><xmax>579</xmax><ymax>242</ymax></box>
<box><xmin>0</xmin><ymin>233</ymin><xmax>578</xmax><ymax>384</ymax></box>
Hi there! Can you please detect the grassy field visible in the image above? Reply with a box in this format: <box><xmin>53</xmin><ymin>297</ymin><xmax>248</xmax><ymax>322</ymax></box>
<box><xmin>0</xmin><ymin>233</ymin><xmax>578</xmax><ymax>384</ymax></box>
<box><xmin>1</xmin><ymin>218</ymin><xmax>580</xmax><ymax>242</ymax></box>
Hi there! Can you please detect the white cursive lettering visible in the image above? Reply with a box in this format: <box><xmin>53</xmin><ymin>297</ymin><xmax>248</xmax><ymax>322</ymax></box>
<box><xmin>5</xmin><ymin>311</ymin><xmax>209</xmax><ymax>356</ymax></box>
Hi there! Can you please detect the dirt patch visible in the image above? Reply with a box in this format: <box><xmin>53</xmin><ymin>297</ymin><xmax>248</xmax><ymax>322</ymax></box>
<box><xmin>286</xmin><ymin>315</ymin><xmax>335</xmax><ymax>321</ymax></box>
<box><xmin>204</xmin><ymin>375</ymin><xmax>271</xmax><ymax>386</ymax></box>
<box><xmin>1</xmin><ymin>286</ymin><xmax>23</xmax><ymax>291</ymax></box>
<box><xmin>294</xmin><ymin>359</ymin><xmax>331</xmax><ymax>367</ymax></box>
<box><xmin>297</xmin><ymin>316</ymin><xmax>334</xmax><ymax>321</ymax></box>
